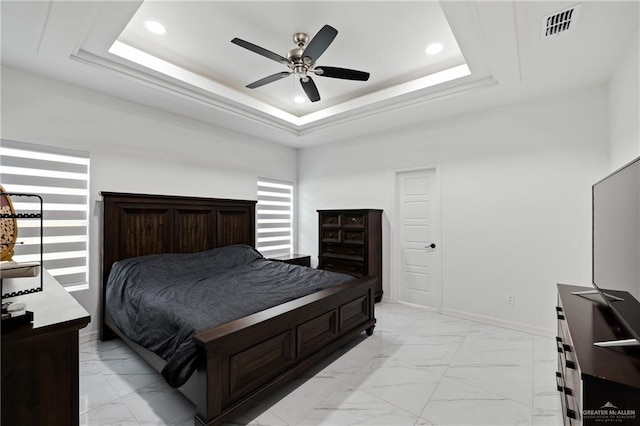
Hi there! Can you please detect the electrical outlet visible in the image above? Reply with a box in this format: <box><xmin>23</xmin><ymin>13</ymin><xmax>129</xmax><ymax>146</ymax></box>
<box><xmin>507</xmin><ymin>294</ymin><xmax>515</xmax><ymax>305</ymax></box>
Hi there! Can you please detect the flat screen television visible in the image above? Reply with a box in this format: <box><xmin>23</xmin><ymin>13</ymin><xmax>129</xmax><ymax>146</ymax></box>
<box><xmin>591</xmin><ymin>155</ymin><xmax>640</xmax><ymax>347</ymax></box>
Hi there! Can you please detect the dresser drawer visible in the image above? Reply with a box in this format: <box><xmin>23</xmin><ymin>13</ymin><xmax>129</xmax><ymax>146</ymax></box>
<box><xmin>321</xmin><ymin>229</ymin><xmax>342</xmax><ymax>243</ymax></box>
<box><xmin>556</xmin><ymin>371</ymin><xmax>577</xmax><ymax>426</ymax></box>
<box><xmin>321</xmin><ymin>245</ymin><xmax>365</xmax><ymax>260</ymax></box>
<box><xmin>343</xmin><ymin>213</ymin><xmax>365</xmax><ymax>228</ymax></box>
<box><xmin>319</xmin><ymin>257</ymin><xmax>365</xmax><ymax>276</ymax></box>
<box><xmin>321</xmin><ymin>213</ymin><xmax>341</xmax><ymax>226</ymax></box>
<box><xmin>559</xmin><ymin>389</ymin><xmax>570</xmax><ymax>426</ymax></box>
<box><xmin>343</xmin><ymin>229</ymin><xmax>365</xmax><ymax>244</ymax></box>
<box><xmin>556</xmin><ymin>300</ymin><xmax>582</xmax><ymax>426</ymax></box>
<box><xmin>565</xmin><ymin>389</ymin><xmax>580</xmax><ymax>424</ymax></box>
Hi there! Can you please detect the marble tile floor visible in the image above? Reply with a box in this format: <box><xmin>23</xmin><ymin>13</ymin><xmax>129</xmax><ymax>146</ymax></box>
<box><xmin>79</xmin><ymin>302</ymin><xmax>563</xmax><ymax>425</ymax></box>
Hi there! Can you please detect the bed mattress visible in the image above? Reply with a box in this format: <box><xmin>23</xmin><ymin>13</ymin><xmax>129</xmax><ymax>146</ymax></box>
<box><xmin>105</xmin><ymin>244</ymin><xmax>352</xmax><ymax>387</ymax></box>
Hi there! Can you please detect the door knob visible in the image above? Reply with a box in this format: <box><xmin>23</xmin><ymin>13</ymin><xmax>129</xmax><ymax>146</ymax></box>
<box><xmin>426</xmin><ymin>243</ymin><xmax>436</xmax><ymax>249</ymax></box>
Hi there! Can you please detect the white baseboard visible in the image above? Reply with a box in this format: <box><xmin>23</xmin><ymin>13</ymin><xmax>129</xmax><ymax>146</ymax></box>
<box><xmin>396</xmin><ymin>300</ymin><xmax>439</xmax><ymax>312</ymax></box>
<box><xmin>440</xmin><ymin>307</ymin><xmax>555</xmax><ymax>337</ymax></box>
<box><xmin>79</xmin><ymin>330</ymin><xmax>99</xmax><ymax>344</ymax></box>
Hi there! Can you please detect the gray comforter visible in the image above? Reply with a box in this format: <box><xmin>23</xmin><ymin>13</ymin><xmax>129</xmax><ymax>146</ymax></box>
<box><xmin>105</xmin><ymin>244</ymin><xmax>352</xmax><ymax>387</ymax></box>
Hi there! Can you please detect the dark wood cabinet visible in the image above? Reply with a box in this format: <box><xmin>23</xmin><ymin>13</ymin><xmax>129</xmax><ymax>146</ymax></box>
<box><xmin>556</xmin><ymin>284</ymin><xmax>640</xmax><ymax>425</ymax></box>
<box><xmin>318</xmin><ymin>209</ymin><xmax>383</xmax><ymax>302</ymax></box>
<box><xmin>1</xmin><ymin>270</ymin><xmax>90</xmax><ymax>426</ymax></box>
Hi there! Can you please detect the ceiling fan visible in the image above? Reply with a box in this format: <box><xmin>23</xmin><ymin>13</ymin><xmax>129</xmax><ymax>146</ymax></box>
<box><xmin>231</xmin><ymin>25</ymin><xmax>370</xmax><ymax>103</ymax></box>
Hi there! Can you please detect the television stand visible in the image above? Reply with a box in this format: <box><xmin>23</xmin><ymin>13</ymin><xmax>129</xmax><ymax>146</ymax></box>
<box><xmin>557</xmin><ymin>284</ymin><xmax>640</xmax><ymax>425</ymax></box>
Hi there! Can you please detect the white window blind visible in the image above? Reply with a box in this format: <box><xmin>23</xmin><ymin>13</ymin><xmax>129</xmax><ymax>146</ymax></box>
<box><xmin>1</xmin><ymin>140</ymin><xmax>90</xmax><ymax>290</ymax></box>
<box><xmin>256</xmin><ymin>178</ymin><xmax>293</xmax><ymax>258</ymax></box>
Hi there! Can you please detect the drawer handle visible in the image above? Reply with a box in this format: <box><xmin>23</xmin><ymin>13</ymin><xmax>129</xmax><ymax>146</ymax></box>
<box><xmin>567</xmin><ymin>408</ymin><xmax>577</xmax><ymax>419</ymax></box>
<box><xmin>556</xmin><ymin>336</ymin><xmax>563</xmax><ymax>343</ymax></box>
<box><xmin>557</xmin><ymin>314</ymin><xmax>565</xmax><ymax>320</ymax></box>
<box><xmin>556</xmin><ymin>306</ymin><xmax>563</xmax><ymax>312</ymax></box>
<box><xmin>351</xmin><ymin>217</ymin><xmax>357</xmax><ymax>223</ymax></box>
<box><xmin>563</xmin><ymin>387</ymin><xmax>573</xmax><ymax>396</ymax></box>
<box><xmin>562</xmin><ymin>344</ymin><xmax>572</xmax><ymax>352</ymax></box>
<box><xmin>557</xmin><ymin>346</ymin><xmax>563</xmax><ymax>353</ymax></box>
<box><xmin>555</xmin><ymin>371</ymin><xmax>562</xmax><ymax>392</ymax></box>
<box><xmin>566</xmin><ymin>360</ymin><xmax>576</xmax><ymax>370</ymax></box>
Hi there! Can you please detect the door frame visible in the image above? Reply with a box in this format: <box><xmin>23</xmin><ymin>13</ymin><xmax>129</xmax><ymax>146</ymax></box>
<box><xmin>391</xmin><ymin>165</ymin><xmax>443</xmax><ymax>311</ymax></box>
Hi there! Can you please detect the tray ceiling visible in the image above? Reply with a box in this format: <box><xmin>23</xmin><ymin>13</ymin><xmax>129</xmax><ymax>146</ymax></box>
<box><xmin>1</xmin><ymin>1</ymin><xmax>637</xmax><ymax>146</ymax></box>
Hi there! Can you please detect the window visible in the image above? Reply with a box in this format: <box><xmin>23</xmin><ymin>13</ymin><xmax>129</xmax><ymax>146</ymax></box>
<box><xmin>1</xmin><ymin>140</ymin><xmax>90</xmax><ymax>291</ymax></box>
<box><xmin>256</xmin><ymin>178</ymin><xmax>294</xmax><ymax>258</ymax></box>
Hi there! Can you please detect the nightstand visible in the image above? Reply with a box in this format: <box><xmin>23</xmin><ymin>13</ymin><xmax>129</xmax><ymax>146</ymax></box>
<box><xmin>268</xmin><ymin>253</ymin><xmax>311</xmax><ymax>267</ymax></box>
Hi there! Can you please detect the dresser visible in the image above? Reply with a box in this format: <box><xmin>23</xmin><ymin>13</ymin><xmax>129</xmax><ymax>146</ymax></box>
<box><xmin>317</xmin><ymin>209</ymin><xmax>383</xmax><ymax>302</ymax></box>
<box><xmin>556</xmin><ymin>284</ymin><xmax>640</xmax><ymax>425</ymax></box>
<box><xmin>1</xmin><ymin>269</ymin><xmax>91</xmax><ymax>426</ymax></box>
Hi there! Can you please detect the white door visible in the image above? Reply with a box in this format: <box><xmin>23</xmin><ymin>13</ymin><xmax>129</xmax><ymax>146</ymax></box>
<box><xmin>396</xmin><ymin>169</ymin><xmax>440</xmax><ymax>309</ymax></box>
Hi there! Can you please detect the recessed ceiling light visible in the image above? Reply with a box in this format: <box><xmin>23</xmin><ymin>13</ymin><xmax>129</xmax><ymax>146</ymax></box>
<box><xmin>294</xmin><ymin>96</ymin><xmax>306</xmax><ymax>104</ymax></box>
<box><xmin>145</xmin><ymin>21</ymin><xmax>166</xmax><ymax>35</ymax></box>
<box><xmin>425</xmin><ymin>43</ymin><xmax>443</xmax><ymax>55</ymax></box>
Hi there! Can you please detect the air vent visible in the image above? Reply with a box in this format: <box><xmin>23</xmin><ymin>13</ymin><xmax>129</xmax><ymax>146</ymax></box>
<box><xmin>541</xmin><ymin>4</ymin><xmax>581</xmax><ymax>39</ymax></box>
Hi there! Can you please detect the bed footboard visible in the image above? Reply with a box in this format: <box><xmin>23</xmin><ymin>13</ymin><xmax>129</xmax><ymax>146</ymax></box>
<box><xmin>191</xmin><ymin>276</ymin><xmax>376</xmax><ymax>426</ymax></box>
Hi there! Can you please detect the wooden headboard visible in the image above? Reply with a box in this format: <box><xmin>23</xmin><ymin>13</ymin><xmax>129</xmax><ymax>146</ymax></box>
<box><xmin>100</xmin><ymin>192</ymin><xmax>256</xmax><ymax>339</ymax></box>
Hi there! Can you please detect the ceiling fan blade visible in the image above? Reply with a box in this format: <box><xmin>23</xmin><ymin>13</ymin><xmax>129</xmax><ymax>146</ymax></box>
<box><xmin>300</xmin><ymin>77</ymin><xmax>320</xmax><ymax>102</ymax></box>
<box><xmin>303</xmin><ymin>25</ymin><xmax>338</xmax><ymax>63</ymax></box>
<box><xmin>231</xmin><ymin>38</ymin><xmax>289</xmax><ymax>65</ymax></box>
<box><xmin>246</xmin><ymin>72</ymin><xmax>292</xmax><ymax>89</ymax></box>
<box><xmin>315</xmin><ymin>66</ymin><xmax>370</xmax><ymax>81</ymax></box>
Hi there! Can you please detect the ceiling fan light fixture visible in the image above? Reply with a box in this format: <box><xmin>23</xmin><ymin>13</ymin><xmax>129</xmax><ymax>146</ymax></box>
<box><xmin>292</xmin><ymin>64</ymin><xmax>308</xmax><ymax>79</ymax></box>
<box><xmin>231</xmin><ymin>24</ymin><xmax>370</xmax><ymax>103</ymax></box>
<box><xmin>145</xmin><ymin>20</ymin><xmax>166</xmax><ymax>35</ymax></box>
<box><xmin>425</xmin><ymin>42</ymin><xmax>443</xmax><ymax>55</ymax></box>
<box><xmin>293</xmin><ymin>96</ymin><xmax>306</xmax><ymax>104</ymax></box>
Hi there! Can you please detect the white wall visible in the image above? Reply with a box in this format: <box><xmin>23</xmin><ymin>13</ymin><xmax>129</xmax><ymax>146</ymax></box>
<box><xmin>609</xmin><ymin>27</ymin><xmax>640</xmax><ymax>169</ymax></box>
<box><xmin>1</xmin><ymin>67</ymin><xmax>298</xmax><ymax>337</ymax></box>
<box><xmin>298</xmin><ymin>86</ymin><xmax>610</xmax><ymax>334</ymax></box>
<box><xmin>0</xmin><ymin>65</ymin><xmax>616</xmax><ymax>337</ymax></box>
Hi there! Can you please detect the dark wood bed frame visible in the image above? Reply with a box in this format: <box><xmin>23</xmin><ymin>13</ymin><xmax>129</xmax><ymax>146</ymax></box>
<box><xmin>100</xmin><ymin>192</ymin><xmax>377</xmax><ymax>426</ymax></box>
